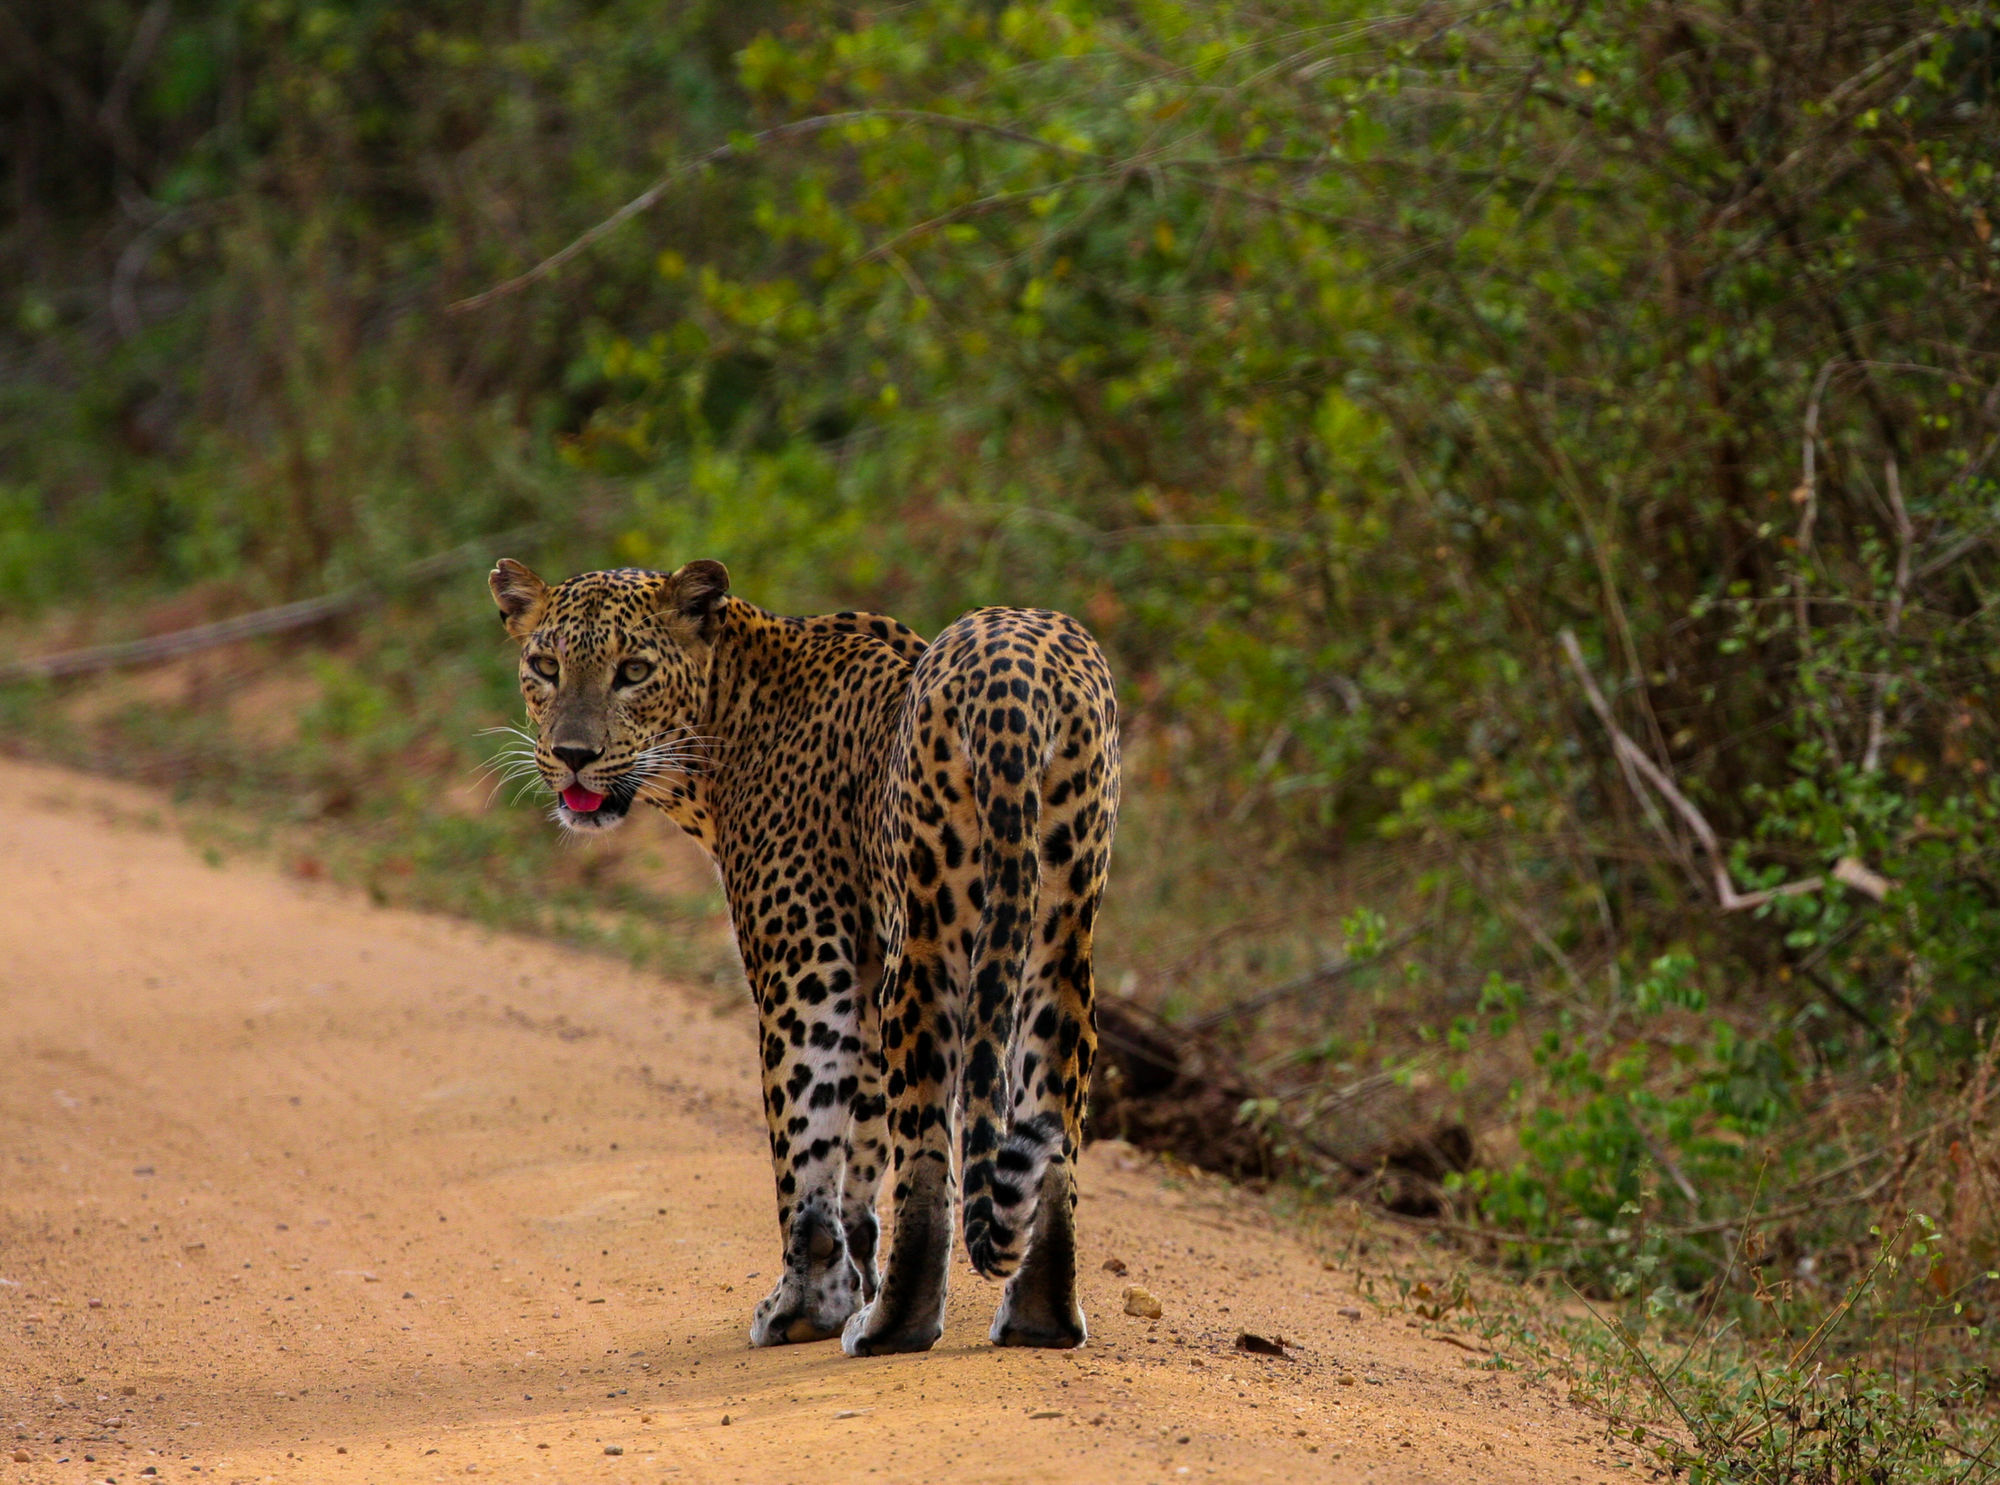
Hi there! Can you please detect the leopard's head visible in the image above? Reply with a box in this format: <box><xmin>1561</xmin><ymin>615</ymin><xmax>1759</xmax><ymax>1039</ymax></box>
<box><xmin>487</xmin><ymin>558</ymin><xmax>729</xmax><ymax>832</ymax></box>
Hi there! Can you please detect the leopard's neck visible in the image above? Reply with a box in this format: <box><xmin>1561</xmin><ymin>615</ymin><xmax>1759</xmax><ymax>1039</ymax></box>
<box><xmin>650</xmin><ymin>600</ymin><xmax>914</xmax><ymax>903</ymax></box>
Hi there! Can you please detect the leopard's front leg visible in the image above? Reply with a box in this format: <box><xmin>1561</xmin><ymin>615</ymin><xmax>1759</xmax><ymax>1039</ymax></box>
<box><xmin>747</xmin><ymin>961</ymin><xmax>869</xmax><ymax>1347</ymax></box>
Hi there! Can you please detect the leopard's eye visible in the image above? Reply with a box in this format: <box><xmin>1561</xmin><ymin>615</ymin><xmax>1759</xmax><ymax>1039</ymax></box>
<box><xmin>615</xmin><ymin>658</ymin><xmax>655</xmax><ymax>688</ymax></box>
<box><xmin>528</xmin><ymin>654</ymin><xmax>559</xmax><ymax>681</ymax></box>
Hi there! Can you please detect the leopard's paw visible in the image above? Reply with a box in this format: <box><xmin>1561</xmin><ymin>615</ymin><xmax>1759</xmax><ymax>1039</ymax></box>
<box><xmin>748</xmin><ymin>1255</ymin><xmax>861</xmax><ymax>1347</ymax></box>
<box><xmin>839</xmin><ymin>1293</ymin><xmax>944</xmax><ymax>1356</ymax></box>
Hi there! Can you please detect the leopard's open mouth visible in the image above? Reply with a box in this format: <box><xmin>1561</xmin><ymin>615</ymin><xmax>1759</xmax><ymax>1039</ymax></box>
<box><xmin>553</xmin><ymin>776</ymin><xmax>637</xmax><ymax>831</ymax></box>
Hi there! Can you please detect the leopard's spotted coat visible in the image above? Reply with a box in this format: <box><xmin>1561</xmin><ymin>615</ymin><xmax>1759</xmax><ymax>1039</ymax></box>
<box><xmin>488</xmin><ymin>558</ymin><xmax>1120</xmax><ymax>1353</ymax></box>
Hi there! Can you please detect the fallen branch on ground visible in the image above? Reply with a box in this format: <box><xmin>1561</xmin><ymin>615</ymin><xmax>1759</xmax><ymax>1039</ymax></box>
<box><xmin>1182</xmin><ymin>924</ymin><xmax>1423</xmax><ymax>1033</ymax></box>
<box><xmin>0</xmin><ymin>531</ymin><xmax>537</xmax><ymax>685</ymax></box>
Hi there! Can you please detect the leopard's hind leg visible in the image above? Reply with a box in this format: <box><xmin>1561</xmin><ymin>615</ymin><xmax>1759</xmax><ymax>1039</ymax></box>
<box><xmin>988</xmin><ymin>903</ymin><xmax>1099</xmax><ymax>1347</ymax></box>
<box><xmin>991</xmin><ymin>709</ymin><xmax>1117</xmax><ymax>1349</ymax></box>
<box><xmin>840</xmin><ymin>934</ymin><xmax>958</xmax><ymax>1356</ymax></box>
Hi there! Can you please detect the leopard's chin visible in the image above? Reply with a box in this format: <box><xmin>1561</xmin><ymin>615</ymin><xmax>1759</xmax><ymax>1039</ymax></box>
<box><xmin>556</xmin><ymin>803</ymin><xmax>629</xmax><ymax>833</ymax></box>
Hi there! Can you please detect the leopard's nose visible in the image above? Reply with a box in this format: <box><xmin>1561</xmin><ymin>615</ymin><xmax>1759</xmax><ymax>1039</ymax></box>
<box><xmin>552</xmin><ymin>743</ymin><xmax>603</xmax><ymax>773</ymax></box>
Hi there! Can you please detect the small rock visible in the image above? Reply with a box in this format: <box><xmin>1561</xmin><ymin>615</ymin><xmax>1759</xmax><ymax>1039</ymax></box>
<box><xmin>140</xmin><ymin>1469</ymin><xmax>158</xmax><ymax>1477</ymax></box>
<box><xmin>1102</xmin><ymin>1257</ymin><xmax>1128</xmax><ymax>1275</ymax></box>
<box><xmin>1337</xmin><ymin>1374</ymin><xmax>1356</xmax><ymax>1387</ymax></box>
<box><xmin>833</xmin><ymin>1410</ymin><xmax>868</xmax><ymax>1420</ymax></box>
<box><xmin>602</xmin><ymin>1446</ymin><xmax>622</xmax><ymax>1456</ymax></box>
<box><xmin>402</xmin><ymin>1291</ymin><xmax>415</xmax><ymax>1299</ymax></box>
<box><xmin>119</xmin><ymin>1387</ymin><xmax>136</xmax><ymax>1397</ymax></box>
<box><xmin>1122</xmin><ymin>1285</ymin><xmax>1163</xmax><ymax>1320</ymax></box>
<box><xmin>88</xmin><ymin>1298</ymin><xmax>103</xmax><ymax>1309</ymax></box>
<box><xmin>337</xmin><ymin>1447</ymin><xmax>347</xmax><ymax>1454</ymax></box>
<box><xmin>12</xmin><ymin>1450</ymin><xmax>31</xmax><ymax>1463</ymax></box>
<box><xmin>1029</xmin><ymin>1410</ymin><xmax>1063</xmax><ymax>1420</ymax></box>
<box><xmin>1338</xmin><ymin>1306</ymin><xmax>1362</xmax><ymax>1320</ymax></box>
<box><xmin>720</xmin><ymin>1414</ymin><xmax>732</xmax><ymax>1427</ymax></box>
<box><xmin>1235</xmin><ymin>1332</ymin><xmax>1289</xmax><ymax>1358</ymax></box>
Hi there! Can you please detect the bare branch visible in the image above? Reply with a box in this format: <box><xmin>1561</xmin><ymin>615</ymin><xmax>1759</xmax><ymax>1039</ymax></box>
<box><xmin>450</xmin><ymin>106</ymin><xmax>1409</xmax><ymax>313</ymax></box>
<box><xmin>98</xmin><ymin>0</ymin><xmax>172</xmax><ymax>168</ymax></box>
<box><xmin>111</xmin><ymin>202</ymin><xmax>219</xmax><ymax>341</ymax></box>
<box><xmin>1861</xmin><ymin>454</ymin><xmax>1915</xmax><ymax>773</ymax></box>
<box><xmin>1559</xmin><ymin>630</ymin><xmax>1825</xmax><ymax>912</ymax></box>
<box><xmin>1792</xmin><ymin>359</ymin><xmax>1838</xmax><ymax>646</ymax></box>
<box><xmin>447</xmin><ymin>111</ymin><xmax>1099</xmax><ymax>313</ymax></box>
<box><xmin>1708</xmin><ymin>29</ymin><xmax>1945</xmax><ymax>235</ymax></box>
<box><xmin>1832</xmin><ymin>856</ymin><xmax>1894</xmax><ymax>902</ymax></box>
<box><xmin>859</xmin><ymin>176</ymin><xmax>1115</xmax><ymax>264</ymax></box>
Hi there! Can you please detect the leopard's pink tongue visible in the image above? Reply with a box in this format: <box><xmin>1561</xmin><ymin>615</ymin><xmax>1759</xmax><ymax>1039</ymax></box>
<box><xmin>560</xmin><ymin>784</ymin><xmax>605</xmax><ymax>813</ymax></box>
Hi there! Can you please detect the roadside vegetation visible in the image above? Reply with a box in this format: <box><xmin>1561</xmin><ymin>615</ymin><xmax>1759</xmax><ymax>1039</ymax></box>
<box><xmin>6</xmin><ymin>2</ymin><xmax>1999</xmax><ymax>1474</ymax></box>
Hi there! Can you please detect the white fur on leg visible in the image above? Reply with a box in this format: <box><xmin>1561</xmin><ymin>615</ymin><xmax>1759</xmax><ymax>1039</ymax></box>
<box><xmin>839</xmin><ymin>1301</ymin><xmax>875</xmax><ymax>1356</ymax></box>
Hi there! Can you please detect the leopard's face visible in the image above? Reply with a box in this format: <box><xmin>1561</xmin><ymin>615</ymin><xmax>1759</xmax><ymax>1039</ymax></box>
<box><xmin>489</xmin><ymin>558</ymin><xmax>729</xmax><ymax>833</ymax></box>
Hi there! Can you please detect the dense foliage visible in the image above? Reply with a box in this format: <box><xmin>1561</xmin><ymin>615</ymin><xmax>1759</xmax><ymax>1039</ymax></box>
<box><xmin>6</xmin><ymin>4</ymin><xmax>2000</xmax><ymax>1464</ymax></box>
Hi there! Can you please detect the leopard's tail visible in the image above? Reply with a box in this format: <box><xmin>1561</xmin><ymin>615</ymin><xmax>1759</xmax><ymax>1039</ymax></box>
<box><xmin>959</xmin><ymin>711</ymin><xmax>1052</xmax><ymax>1281</ymax></box>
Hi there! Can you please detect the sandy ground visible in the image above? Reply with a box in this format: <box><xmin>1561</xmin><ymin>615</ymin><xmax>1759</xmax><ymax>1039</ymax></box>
<box><xmin>0</xmin><ymin>759</ymin><xmax>1644</xmax><ymax>1484</ymax></box>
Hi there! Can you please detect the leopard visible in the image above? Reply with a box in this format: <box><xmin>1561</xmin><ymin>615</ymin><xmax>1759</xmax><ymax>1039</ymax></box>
<box><xmin>487</xmin><ymin>557</ymin><xmax>1120</xmax><ymax>1355</ymax></box>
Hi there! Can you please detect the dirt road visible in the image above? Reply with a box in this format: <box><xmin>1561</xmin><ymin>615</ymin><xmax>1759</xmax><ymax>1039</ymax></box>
<box><xmin>0</xmin><ymin>759</ymin><xmax>1638</xmax><ymax>1483</ymax></box>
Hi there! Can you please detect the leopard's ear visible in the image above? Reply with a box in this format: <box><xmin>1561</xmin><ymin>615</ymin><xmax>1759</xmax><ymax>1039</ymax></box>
<box><xmin>489</xmin><ymin>558</ymin><xmax>550</xmax><ymax>641</ymax></box>
<box><xmin>661</xmin><ymin>559</ymin><xmax>730</xmax><ymax>637</ymax></box>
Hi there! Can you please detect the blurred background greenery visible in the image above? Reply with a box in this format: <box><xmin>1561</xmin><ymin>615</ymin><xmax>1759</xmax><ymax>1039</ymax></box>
<box><xmin>6</xmin><ymin>1</ymin><xmax>2000</xmax><ymax>1471</ymax></box>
